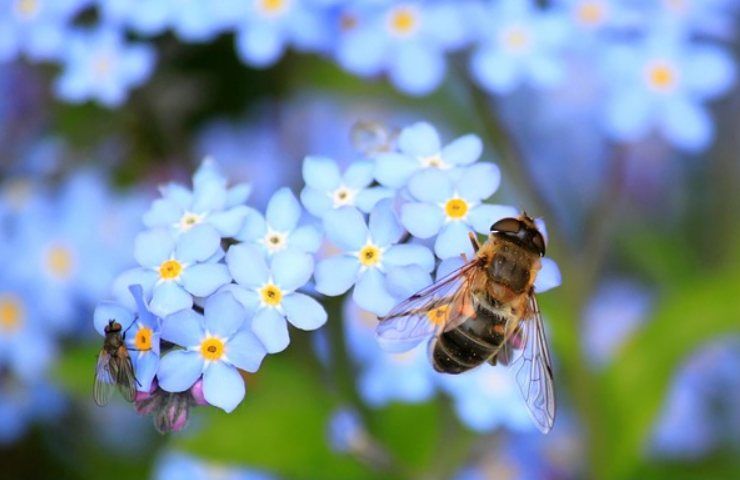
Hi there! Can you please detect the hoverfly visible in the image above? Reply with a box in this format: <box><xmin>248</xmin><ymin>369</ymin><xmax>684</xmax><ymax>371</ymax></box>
<box><xmin>93</xmin><ymin>319</ymin><xmax>137</xmax><ymax>406</ymax></box>
<box><xmin>377</xmin><ymin>213</ymin><xmax>556</xmax><ymax>433</ymax></box>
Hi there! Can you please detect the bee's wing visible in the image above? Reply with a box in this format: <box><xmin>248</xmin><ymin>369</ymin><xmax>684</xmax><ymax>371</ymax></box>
<box><xmin>376</xmin><ymin>259</ymin><xmax>483</xmax><ymax>353</ymax></box>
<box><xmin>93</xmin><ymin>350</ymin><xmax>115</xmax><ymax>407</ymax></box>
<box><xmin>115</xmin><ymin>346</ymin><xmax>138</xmax><ymax>402</ymax></box>
<box><xmin>510</xmin><ymin>294</ymin><xmax>556</xmax><ymax>434</ymax></box>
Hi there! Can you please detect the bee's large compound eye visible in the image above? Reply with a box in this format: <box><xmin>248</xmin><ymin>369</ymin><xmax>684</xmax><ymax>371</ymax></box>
<box><xmin>531</xmin><ymin>231</ymin><xmax>546</xmax><ymax>256</ymax></box>
<box><xmin>490</xmin><ymin>217</ymin><xmax>521</xmax><ymax>234</ymax></box>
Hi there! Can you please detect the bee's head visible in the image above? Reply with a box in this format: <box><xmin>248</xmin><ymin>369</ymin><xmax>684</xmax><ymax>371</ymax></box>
<box><xmin>104</xmin><ymin>320</ymin><xmax>122</xmax><ymax>334</ymax></box>
<box><xmin>490</xmin><ymin>214</ymin><xmax>546</xmax><ymax>256</ymax></box>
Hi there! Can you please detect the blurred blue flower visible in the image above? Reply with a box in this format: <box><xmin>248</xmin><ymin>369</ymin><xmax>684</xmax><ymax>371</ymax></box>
<box><xmin>234</xmin><ymin>0</ymin><xmax>329</xmax><ymax>68</ymax></box>
<box><xmin>400</xmin><ymin>166</ymin><xmax>517</xmax><ymax>259</ymax></box>
<box><xmin>143</xmin><ymin>159</ymin><xmax>251</xmax><ymax>238</ymax></box>
<box><xmin>236</xmin><ymin>187</ymin><xmax>321</xmax><ymax>255</ymax></box>
<box><xmin>301</xmin><ymin>156</ymin><xmax>393</xmax><ymax>218</ymax></box>
<box><xmin>121</xmin><ymin>226</ymin><xmax>231</xmax><ymax>317</ymax></box>
<box><xmin>334</xmin><ymin>1</ymin><xmax>470</xmax><ymax>94</ymax></box>
<box><xmin>158</xmin><ymin>291</ymin><xmax>266</xmax><ymax>412</ymax></box>
<box><xmin>0</xmin><ymin>378</ymin><xmax>65</xmax><ymax>445</ymax></box>
<box><xmin>640</xmin><ymin>0</ymin><xmax>739</xmax><ymax>39</ymax></box>
<box><xmin>469</xmin><ymin>0</ymin><xmax>569</xmax><ymax>95</ymax></box>
<box><xmin>53</xmin><ymin>27</ymin><xmax>156</xmax><ymax>107</ymax></box>
<box><xmin>154</xmin><ymin>451</ymin><xmax>276</xmax><ymax>480</ymax></box>
<box><xmin>315</xmin><ymin>201</ymin><xmax>434</xmax><ymax>316</ymax></box>
<box><xmin>601</xmin><ymin>33</ymin><xmax>736</xmax><ymax>151</ymax></box>
<box><xmin>225</xmin><ymin>244</ymin><xmax>327</xmax><ymax>353</ymax></box>
<box><xmin>0</xmin><ymin>0</ymin><xmax>89</xmax><ymax>62</ymax></box>
<box><xmin>327</xmin><ymin>407</ymin><xmax>366</xmax><ymax>453</ymax></box>
<box><xmin>373</xmin><ymin>122</ymin><xmax>483</xmax><ymax>190</ymax></box>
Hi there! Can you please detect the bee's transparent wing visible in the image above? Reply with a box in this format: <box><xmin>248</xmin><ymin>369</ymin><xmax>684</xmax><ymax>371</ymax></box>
<box><xmin>116</xmin><ymin>347</ymin><xmax>138</xmax><ymax>402</ymax></box>
<box><xmin>376</xmin><ymin>260</ymin><xmax>481</xmax><ymax>353</ymax></box>
<box><xmin>93</xmin><ymin>351</ymin><xmax>115</xmax><ymax>407</ymax></box>
<box><xmin>510</xmin><ymin>294</ymin><xmax>556</xmax><ymax>433</ymax></box>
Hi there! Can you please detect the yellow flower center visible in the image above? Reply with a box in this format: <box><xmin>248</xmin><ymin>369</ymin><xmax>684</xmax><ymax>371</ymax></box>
<box><xmin>358</xmin><ymin>245</ymin><xmax>382</xmax><ymax>267</ymax></box>
<box><xmin>646</xmin><ymin>61</ymin><xmax>678</xmax><ymax>92</ymax></box>
<box><xmin>14</xmin><ymin>0</ymin><xmax>40</xmax><ymax>19</ymax></box>
<box><xmin>576</xmin><ymin>1</ymin><xmax>605</xmax><ymax>26</ymax></box>
<box><xmin>93</xmin><ymin>54</ymin><xmax>113</xmax><ymax>79</ymax></box>
<box><xmin>420</xmin><ymin>154</ymin><xmax>449</xmax><ymax>169</ymax></box>
<box><xmin>391</xmin><ymin>351</ymin><xmax>415</xmax><ymax>365</ymax></box>
<box><xmin>444</xmin><ymin>198</ymin><xmax>469</xmax><ymax>220</ymax></box>
<box><xmin>159</xmin><ymin>259</ymin><xmax>183</xmax><ymax>280</ymax></box>
<box><xmin>0</xmin><ymin>295</ymin><xmax>23</xmax><ymax>333</ymax></box>
<box><xmin>45</xmin><ymin>244</ymin><xmax>75</xmax><ymax>280</ymax></box>
<box><xmin>257</xmin><ymin>0</ymin><xmax>289</xmax><ymax>16</ymax></box>
<box><xmin>260</xmin><ymin>284</ymin><xmax>283</xmax><ymax>307</ymax></box>
<box><xmin>426</xmin><ymin>305</ymin><xmax>450</xmax><ymax>326</ymax></box>
<box><xmin>387</xmin><ymin>5</ymin><xmax>419</xmax><ymax>37</ymax></box>
<box><xmin>134</xmin><ymin>326</ymin><xmax>153</xmax><ymax>351</ymax></box>
<box><xmin>179</xmin><ymin>212</ymin><xmax>203</xmax><ymax>231</ymax></box>
<box><xmin>501</xmin><ymin>26</ymin><xmax>531</xmax><ymax>53</ymax></box>
<box><xmin>200</xmin><ymin>337</ymin><xmax>225</xmax><ymax>361</ymax></box>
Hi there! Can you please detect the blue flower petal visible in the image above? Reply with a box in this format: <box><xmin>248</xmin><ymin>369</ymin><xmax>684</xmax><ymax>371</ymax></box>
<box><xmin>356</xmin><ymin>187</ymin><xmax>394</xmax><ymax>213</ymax></box>
<box><xmin>283</xmin><ymin>293</ymin><xmax>327</xmax><ymax>330</ymax></box>
<box><xmin>160</xmin><ymin>309</ymin><xmax>204</xmax><ymax>347</ymax></box>
<box><xmin>176</xmin><ymin>224</ymin><xmax>221</xmax><ymax>263</ymax></box>
<box><xmin>455</xmin><ymin>163</ymin><xmax>500</xmax><ymax>201</ymax></box>
<box><xmin>368</xmin><ymin>200</ymin><xmax>403</xmax><ymax>247</ymax></box>
<box><xmin>193</xmin><ymin>159</ymin><xmax>227</xmax><ymax>191</ymax></box>
<box><xmin>236</xmin><ymin>209</ymin><xmax>267</xmax><ymax>242</ymax></box>
<box><xmin>134</xmin><ymin>229</ymin><xmax>174</xmax><ymax>267</ymax></box>
<box><xmin>343</xmin><ymin>160</ymin><xmax>375</xmax><ymax>189</ymax></box>
<box><xmin>535</xmin><ymin>257</ymin><xmax>562</xmax><ymax>293</ymax></box>
<box><xmin>204</xmin><ymin>291</ymin><xmax>246</xmax><ymax>338</ymax></box>
<box><xmin>437</xmin><ymin>257</ymin><xmax>465</xmax><ymax>278</ymax></box>
<box><xmin>220</xmin><ymin>284</ymin><xmax>261</xmax><ymax>314</ymax></box>
<box><xmin>112</xmin><ymin>268</ymin><xmax>157</xmax><ymax>310</ymax></box>
<box><xmin>226</xmin><ymin>244</ymin><xmax>269</xmax><ymax>288</ymax></box>
<box><xmin>315</xmin><ymin>256</ymin><xmax>360</xmax><ymax>296</ymax></box>
<box><xmin>302</xmin><ymin>155</ymin><xmax>341</xmax><ymax>191</ymax></box>
<box><xmin>401</xmin><ymin>202</ymin><xmax>444</xmax><ymax>239</ymax></box>
<box><xmin>266</xmin><ymin>188</ymin><xmax>301</xmax><ymax>232</ymax></box>
<box><xmin>191</xmin><ymin>179</ymin><xmax>227</xmax><ymax>213</ymax></box>
<box><xmin>385</xmin><ymin>265</ymin><xmax>433</xmax><ymax>299</ymax></box>
<box><xmin>471</xmin><ymin>48</ymin><xmax>519</xmax><ymax>95</ymax></box>
<box><xmin>383</xmin><ymin>244</ymin><xmax>435</xmax><ymax>271</ymax></box>
<box><xmin>684</xmin><ymin>46</ymin><xmax>736</xmax><ymax>100</ymax></box>
<box><xmin>158</xmin><ymin>350</ymin><xmax>203</xmax><ymax>392</ymax></box>
<box><xmin>659</xmin><ymin>98</ymin><xmax>712</xmax><ymax>152</ymax></box>
<box><xmin>226</xmin><ymin>330</ymin><xmax>266</xmax><ymax>372</ymax></box>
<box><xmin>435</xmin><ymin>222</ymin><xmax>474</xmax><ymax>259</ymax></box>
<box><xmin>389</xmin><ymin>43</ymin><xmax>445</xmax><ymax>95</ymax></box>
<box><xmin>252</xmin><ymin>308</ymin><xmax>290</xmax><ymax>353</ymax></box>
<box><xmin>236</xmin><ymin>23</ymin><xmax>284</xmax><ymax>68</ymax></box>
<box><xmin>160</xmin><ymin>183</ymin><xmax>193</xmax><ymax>209</ymax></box>
<box><xmin>289</xmin><ymin>225</ymin><xmax>321</xmax><ymax>253</ymax></box>
<box><xmin>93</xmin><ymin>302</ymin><xmax>134</xmax><ymax>336</ymax></box>
<box><xmin>132</xmin><ymin>353</ymin><xmax>158</xmax><ymax>392</ymax></box>
<box><xmin>209</xmin><ymin>206</ymin><xmax>250</xmax><ymax>237</ymax></box>
<box><xmin>142</xmin><ymin>198</ymin><xmax>181</xmax><ymax>228</ymax></box>
<box><xmin>604</xmin><ymin>90</ymin><xmax>654</xmax><ymax>141</ymax></box>
<box><xmin>441</xmin><ymin>134</ymin><xmax>482</xmax><ymax>167</ymax></box>
<box><xmin>150</xmin><ymin>282</ymin><xmax>193</xmax><ymax>317</ymax></box>
<box><xmin>408</xmin><ymin>169</ymin><xmax>452</xmax><ymax>203</ymax></box>
<box><xmin>180</xmin><ymin>263</ymin><xmax>231</xmax><ymax>297</ymax></box>
<box><xmin>398</xmin><ymin>122</ymin><xmax>441</xmax><ymax>157</ymax></box>
<box><xmin>300</xmin><ymin>187</ymin><xmax>332</xmax><ymax>218</ymax></box>
<box><xmin>468</xmin><ymin>204</ymin><xmax>519</xmax><ymax>234</ymax></box>
<box><xmin>323</xmin><ymin>207</ymin><xmax>368</xmax><ymax>251</ymax></box>
<box><xmin>374</xmin><ymin>152</ymin><xmax>419</xmax><ymax>189</ymax></box>
<box><xmin>272</xmin><ymin>250</ymin><xmax>313</xmax><ymax>291</ymax></box>
<box><xmin>226</xmin><ymin>183</ymin><xmax>252</xmax><ymax>207</ymax></box>
<box><xmin>353</xmin><ymin>269</ymin><xmax>396</xmax><ymax>316</ymax></box>
<box><xmin>203</xmin><ymin>361</ymin><xmax>244</xmax><ymax>413</ymax></box>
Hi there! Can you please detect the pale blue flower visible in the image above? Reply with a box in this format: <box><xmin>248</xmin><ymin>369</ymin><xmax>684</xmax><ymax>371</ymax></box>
<box><xmin>236</xmin><ymin>187</ymin><xmax>321</xmax><ymax>255</ymax></box>
<box><xmin>224</xmin><ymin>244</ymin><xmax>327</xmax><ymax>354</ymax></box>
<box><xmin>154</xmin><ymin>451</ymin><xmax>276</xmax><ymax>480</ymax></box>
<box><xmin>158</xmin><ymin>292</ymin><xmax>267</xmax><ymax>413</ymax></box>
<box><xmin>315</xmin><ymin>201</ymin><xmax>434</xmax><ymax>316</ymax></box>
<box><xmin>327</xmin><ymin>408</ymin><xmax>367</xmax><ymax>454</ymax></box>
<box><xmin>301</xmin><ymin>156</ymin><xmax>393</xmax><ymax>218</ymax></box>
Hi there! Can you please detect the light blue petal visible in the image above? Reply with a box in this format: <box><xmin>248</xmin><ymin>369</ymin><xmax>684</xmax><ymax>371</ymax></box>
<box><xmin>343</xmin><ymin>160</ymin><xmax>375</xmax><ymax>188</ymax></box>
<box><xmin>160</xmin><ymin>309</ymin><xmax>204</xmax><ymax>347</ymax></box>
<box><xmin>302</xmin><ymin>155</ymin><xmax>341</xmax><ymax>191</ymax></box>
<box><xmin>659</xmin><ymin>98</ymin><xmax>712</xmax><ymax>152</ymax></box>
<box><xmin>374</xmin><ymin>152</ymin><xmax>419</xmax><ymax>189</ymax></box>
<box><xmin>407</xmin><ymin>169</ymin><xmax>452</xmax><ymax>203</ymax></box>
<box><xmin>437</xmin><ymin>257</ymin><xmax>465</xmax><ymax>279</ymax></box>
<box><xmin>180</xmin><ymin>263</ymin><xmax>231</xmax><ymax>297</ymax></box>
<box><xmin>193</xmin><ymin>158</ymin><xmax>227</xmax><ymax>191</ymax></box>
<box><xmin>534</xmin><ymin>257</ymin><xmax>562</xmax><ymax>293</ymax></box>
<box><xmin>150</xmin><ymin>282</ymin><xmax>193</xmax><ymax>317</ymax></box>
<box><xmin>191</xmin><ymin>179</ymin><xmax>227</xmax><ymax>213</ymax></box>
<box><xmin>176</xmin><ymin>224</ymin><xmax>221</xmax><ymax>263</ymax></box>
<box><xmin>385</xmin><ymin>265</ymin><xmax>433</xmax><ymax>300</ymax></box>
<box><xmin>272</xmin><ymin>250</ymin><xmax>313</xmax><ymax>291</ymax></box>
<box><xmin>684</xmin><ymin>46</ymin><xmax>736</xmax><ymax>100</ymax></box>
<box><xmin>368</xmin><ymin>200</ymin><xmax>403</xmax><ymax>247</ymax></box>
<box><xmin>132</xmin><ymin>353</ymin><xmax>158</xmax><ymax>392</ymax></box>
<box><xmin>352</xmin><ymin>269</ymin><xmax>396</xmax><ymax>316</ymax></box>
<box><xmin>300</xmin><ymin>187</ymin><xmax>332</xmax><ymax>218</ymax></box>
<box><xmin>236</xmin><ymin>23</ymin><xmax>284</xmax><ymax>68</ymax></box>
<box><xmin>526</xmin><ymin>54</ymin><xmax>566</xmax><ymax>89</ymax></box>
<box><xmin>219</xmin><ymin>284</ymin><xmax>261</xmax><ymax>314</ymax></box>
<box><xmin>159</xmin><ymin>183</ymin><xmax>193</xmax><ymax>209</ymax></box>
<box><xmin>251</xmin><ymin>308</ymin><xmax>290</xmax><ymax>353</ymax></box>
<box><xmin>282</xmin><ymin>293</ymin><xmax>327</xmax><ymax>330</ymax></box>
<box><xmin>142</xmin><ymin>198</ymin><xmax>182</xmax><ymax>228</ymax></box>
<box><xmin>468</xmin><ymin>204</ymin><xmax>519</xmax><ymax>234</ymax></box>
<box><xmin>289</xmin><ymin>225</ymin><xmax>321</xmax><ymax>253</ymax></box>
<box><xmin>335</xmin><ymin>27</ymin><xmax>385</xmax><ymax>76</ymax></box>
<box><xmin>470</xmin><ymin>47</ymin><xmax>519</xmax><ymax>95</ymax></box>
<box><xmin>203</xmin><ymin>361</ymin><xmax>244</xmax><ymax>413</ymax></box>
<box><xmin>93</xmin><ymin>302</ymin><xmax>134</xmax><ymax>336</ymax></box>
<box><xmin>130</xmin><ymin>284</ymin><xmax>158</xmax><ymax>329</ymax></box>
<box><xmin>455</xmin><ymin>163</ymin><xmax>500</xmax><ymax>201</ymax></box>
<box><xmin>226</xmin><ymin>330</ymin><xmax>266</xmax><ymax>372</ymax></box>
<box><xmin>441</xmin><ymin>134</ymin><xmax>482</xmax><ymax>167</ymax></box>
<box><xmin>323</xmin><ymin>207</ymin><xmax>368</xmax><ymax>251</ymax></box>
<box><xmin>398</xmin><ymin>122</ymin><xmax>441</xmax><ymax>157</ymax></box>
<box><xmin>226</xmin><ymin>243</ymin><xmax>269</xmax><ymax>288</ymax></box>
<box><xmin>158</xmin><ymin>350</ymin><xmax>203</xmax><ymax>392</ymax></box>
<box><xmin>435</xmin><ymin>222</ymin><xmax>474</xmax><ymax>259</ymax></box>
<box><xmin>208</xmin><ymin>206</ymin><xmax>250</xmax><ymax>237</ymax></box>
<box><xmin>383</xmin><ymin>244</ymin><xmax>435</xmax><ymax>271</ymax></box>
<box><xmin>112</xmin><ymin>268</ymin><xmax>157</xmax><ymax>310</ymax></box>
<box><xmin>236</xmin><ymin>209</ymin><xmax>267</xmax><ymax>242</ymax></box>
<box><xmin>204</xmin><ymin>291</ymin><xmax>246</xmax><ymax>338</ymax></box>
<box><xmin>355</xmin><ymin>187</ymin><xmax>394</xmax><ymax>213</ymax></box>
<box><xmin>603</xmin><ymin>90</ymin><xmax>654</xmax><ymax>141</ymax></box>
<box><xmin>315</xmin><ymin>256</ymin><xmax>360</xmax><ymax>296</ymax></box>
<box><xmin>134</xmin><ymin>229</ymin><xmax>174</xmax><ymax>267</ymax></box>
<box><xmin>389</xmin><ymin>43</ymin><xmax>445</xmax><ymax>95</ymax></box>
<box><xmin>226</xmin><ymin>183</ymin><xmax>251</xmax><ymax>207</ymax></box>
<box><xmin>267</xmin><ymin>188</ymin><xmax>302</xmax><ymax>232</ymax></box>
<box><xmin>401</xmin><ymin>202</ymin><xmax>444</xmax><ymax>238</ymax></box>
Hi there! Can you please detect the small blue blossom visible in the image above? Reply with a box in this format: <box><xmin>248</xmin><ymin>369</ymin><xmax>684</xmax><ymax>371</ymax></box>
<box><xmin>154</xmin><ymin>451</ymin><xmax>276</xmax><ymax>480</ymax></box>
<box><xmin>143</xmin><ymin>159</ymin><xmax>251</xmax><ymax>238</ymax></box>
<box><xmin>120</xmin><ymin>226</ymin><xmax>231</xmax><ymax>317</ymax></box>
<box><xmin>157</xmin><ymin>292</ymin><xmax>267</xmax><ymax>413</ymax></box>
<box><xmin>301</xmin><ymin>156</ymin><xmax>393</xmax><ymax>218</ymax></box>
<box><xmin>224</xmin><ymin>244</ymin><xmax>327</xmax><ymax>353</ymax></box>
<box><xmin>236</xmin><ymin>187</ymin><xmax>321</xmax><ymax>255</ymax></box>
<box><xmin>400</xmin><ymin>165</ymin><xmax>517</xmax><ymax>259</ymax></box>
<box><xmin>53</xmin><ymin>27</ymin><xmax>156</xmax><ymax>107</ymax></box>
<box><xmin>315</xmin><ymin>201</ymin><xmax>434</xmax><ymax>316</ymax></box>
<box><xmin>373</xmin><ymin>122</ymin><xmax>484</xmax><ymax>190</ymax></box>
<box><xmin>327</xmin><ymin>407</ymin><xmax>367</xmax><ymax>454</ymax></box>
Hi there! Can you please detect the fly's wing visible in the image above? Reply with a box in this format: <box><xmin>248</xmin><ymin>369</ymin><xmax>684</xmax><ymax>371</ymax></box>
<box><xmin>509</xmin><ymin>294</ymin><xmax>556</xmax><ymax>434</ymax></box>
<box><xmin>93</xmin><ymin>350</ymin><xmax>115</xmax><ymax>406</ymax></box>
<box><xmin>115</xmin><ymin>346</ymin><xmax>138</xmax><ymax>402</ymax></box>
<box><xmin>376</xmin><ymin>260</ymin><xmax>483</xmax><ymax>353</ymax></box>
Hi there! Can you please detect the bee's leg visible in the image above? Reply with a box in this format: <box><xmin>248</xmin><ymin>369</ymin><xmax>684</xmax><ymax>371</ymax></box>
<box><xmin>468</xmin><ymin>232</ymin><xmax>480</xmax><ymax>253</ymax></box>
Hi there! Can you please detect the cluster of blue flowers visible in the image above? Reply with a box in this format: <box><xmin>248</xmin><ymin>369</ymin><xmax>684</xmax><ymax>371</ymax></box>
<box><xmin>5</xmin><ymin>1</ymin><xmax>736</xmax><ymax>152</ymax></box>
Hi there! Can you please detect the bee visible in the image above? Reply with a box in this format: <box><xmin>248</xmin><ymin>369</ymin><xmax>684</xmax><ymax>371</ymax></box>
<box><xmin>376</xmin><ymin>213</ymin><xmax>556</xmax><ymax>433</ymax></box>
<box><xmin>93</xmin><ymin>319</ymin><xmax>137</xmax><ymax>406</ymax></box>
